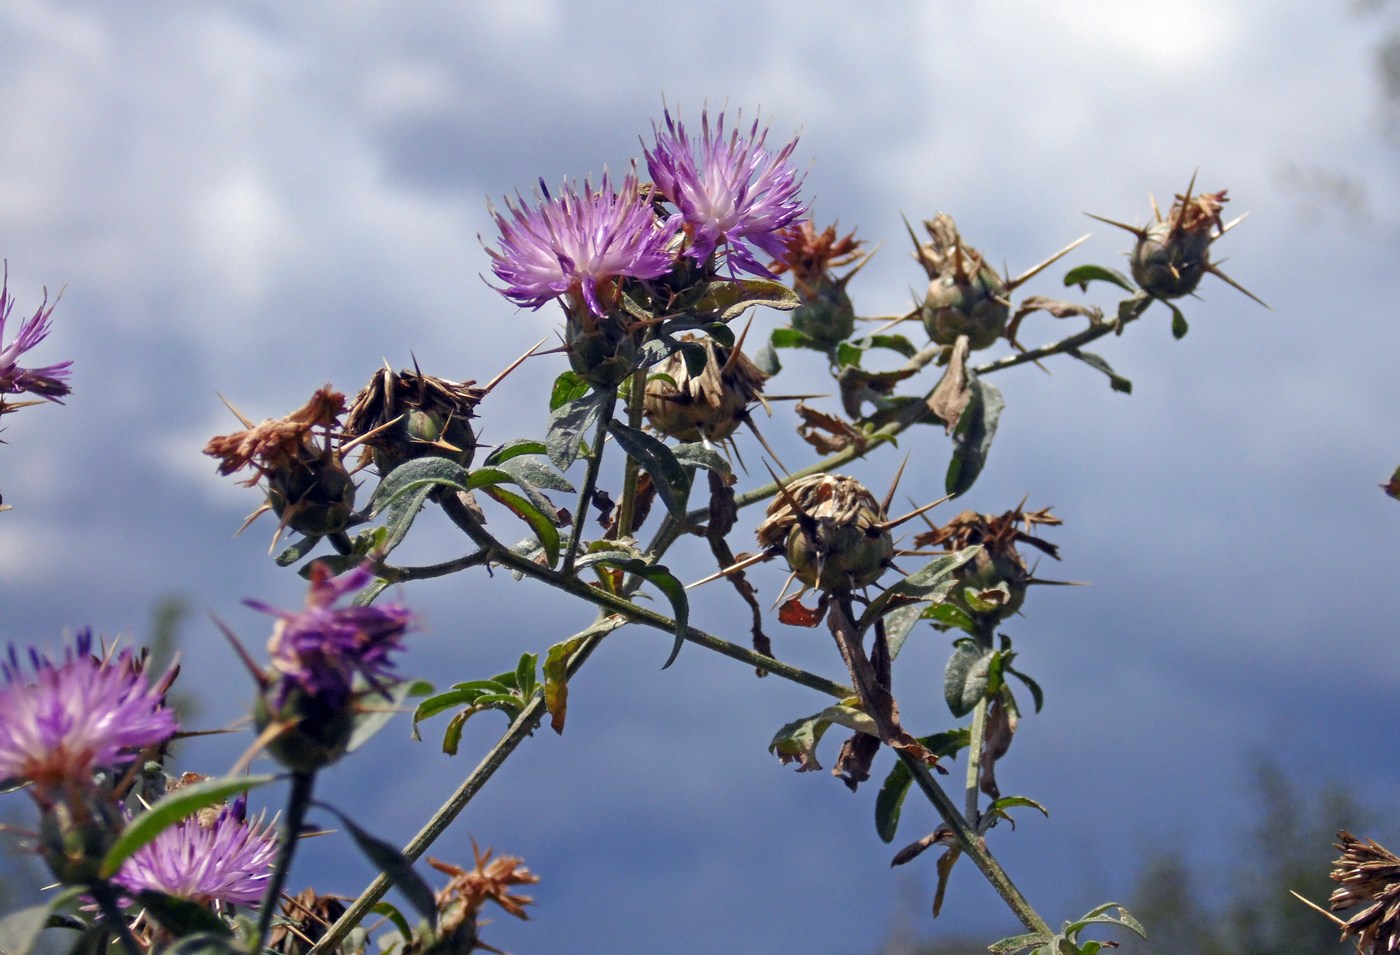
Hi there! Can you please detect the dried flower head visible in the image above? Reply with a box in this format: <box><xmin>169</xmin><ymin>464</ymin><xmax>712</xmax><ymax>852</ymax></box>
<box><xmin>645</xmin><ymin>106</ymin><xmax>806</xmax><ymax>278</ymax></box>
<box><xmin>269</xmin><ymin>889</ymin><xmax>349</xmax><ymax>955</ymax></box>
<box><xmin>486</xmin><ymin>170</ymin><xmax>677</xmax><ymax>319</ymax></box>
<box><xmin>204</xmin><ymin>387</ymin><xmax>356</xmax><ymax>539</ymax></box>
<box><xmin>770</xmin><ymin>221</ymin><xmax>865</xmax><ymax>346</ymax></box>
<box><xmin>0</xmin><ymin>630</ymin><xmax>176</xmax><ymax>806</ymax></box>
<box><xmin>644</xmin><ymin>335</ymin><xmax>768</xmax><ymax>444</ymax></box>
<box><xmin>914</xmin><ymin>506</ymin><xmax>1062</xmax><ymax>623</ymax></box>
<box><xmin>1329</xmin><ymin>830</ymin><xmax>1400</xmax><ymax>953</ymax></box>
<box><xmin>113</xmin><ymin>795</ymin><xmax>277</xmax><ymax>908</ymax></box>
<box><xmin>756</xmin><ymin>474</ymin><xmax>893</xmax><ymax>592</ymax></box>
<box><xmin>1089</xmin><ymin>175</ymin><xmax>1267</xmax><ymax>307</ymax></box>
<box><xmin>0</xmin><ymin>268</ymin><xmax>71</xmax><ymax>414</ymax></box>
<box><xmin>429</xmin><ymin>840</ymin><xmax>539</xmax><ymax>938</ymax></box>
<box><xmin>345</xmin><ymin>365</ymin><xmax>485</xmax><ymax>474</ymax></box>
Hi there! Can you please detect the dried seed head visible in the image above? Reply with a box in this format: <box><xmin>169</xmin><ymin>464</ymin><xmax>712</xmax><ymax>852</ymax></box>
<box><xmin>914</xmin><ymin>506</ymin><xmax>1061</xmax><ymax>624</ymax></box>
<box><xmin>1329</xmin><ymin>830</ymin><xmax>1400</xmax><ymax>954</ymax></box>
<box><xmin>203</xmin><ymin>387</ymin><xmax>357</xmax><ymax>538</ymax></box>
<box><xmin>644</xmin><ymin>335</ymin><xmax>767</xmax><ymax>442</ymax></box>
<box><xmin>345</xmin><ymin>366</ymin><xmax>484</xmax><ymax>474</ymax></box>
<box><xmin>913</xmin><ymin>215</ymin><xmax>1010</xmax><ymax>351</ymax></box>
<box><xmin>756</xmin><ymin>473</ymin><xmax>894</xmax><ymax>591</ymax></box>
<box><xmin>269</xmin><ymin>889</ymin><xmax>349</xmax><ymax>955</ymax></box>
<box><xmin>1129</xmin><ymin>188</ymin><xmax>1227</xmax><ymax>299</ymax></box>
<box><xmin>771</xmin><ymin>221</ymin><xmax>864</xmax><ymax>346</ymax></box>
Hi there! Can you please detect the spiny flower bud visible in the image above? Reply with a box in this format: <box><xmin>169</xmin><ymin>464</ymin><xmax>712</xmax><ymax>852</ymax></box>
<box><xmin>644</xmin><ymin>335</ymin><xmax>767</xmax><ymax>443</ymax></box>
<box><xmin>912</xmin><ymin>215</ymin><xmax>1011</xmax><ymax>352</ymax></box>
<box><xmin>1090</xmin><ymin>175</ymin><xmax>1267</xmax><ymax>307</ymax></box>
<box><xmin>204</xmin><ymin>387</ymin><xmax>357</xmax><ymax>539</ymax></box>
<box><xmin>756</xmin><ymin>474</ymin><xmax>894</xmax><ymax>592</ymax></box>
<box><xmin>771</xmin><ymin>221</ymin><xmax>865</xmax><ymax>347</ymax></box>
<box><xmin>345</xmin><ymin>366</ymin><xmax>484</xmax><ymax>474</ymax></box>
<box><xmin>566</xmin><ymin>308</ymin><xmax>640</xmax><ymax>389</ymax></box>
<box><xmin>913</xmin><ymin>506</ymin><xmax>1061</xmax><ymax>626</ymax></box>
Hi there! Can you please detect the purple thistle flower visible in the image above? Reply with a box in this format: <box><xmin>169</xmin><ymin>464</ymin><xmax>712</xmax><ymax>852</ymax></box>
<box><xmin>0</xmin><ymin>269</ymin><xmax>72</xmax><ymax>406</ymax></box>
<box><xmin>0</xmin><ymin>630</ymin><xmax>177</xmax><ymax>804</ymax></box>
<box><xmin>246</xmin><ymin>562</ymin><xmax>414</xmax><ymax>711</ymax></box>
<box><xmin>644</xmin><ymin>107</ymin><xmax>806</xmax><ymax>278</ymax></box>
<box><xmin>114</xmin><ymin>796</ymin><xmax>277</xmax><ymax>908</ymax></box>
<box><xmin>486</xmin><ymin>170</ymin><xmax>678</xmax><ymax>318</ymax></box>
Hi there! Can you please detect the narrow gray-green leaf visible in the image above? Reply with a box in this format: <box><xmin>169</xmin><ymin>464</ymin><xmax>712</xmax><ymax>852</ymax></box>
<box><xmin>369</xmin><ymin>457</ymin><xmax>472</xmax><ymax>517</ymax></box>
<box><xmin>0</xmin><ymin>887</ymin><xmax>82</xmax><ymax>955</ymax></box>
<box><xmin>945</xmin><ymin>374</ymin><xmax>1004</xmax><ymax>497</ymax></box>
<box><xmin>349</xmin><ymin>679</ymin><xmax>432</xmax><ymax>752</ymax></box>
<box><xmin>484</xmin><ymin>438</ymin><xmax>549</xmax><ymax>466</ymax></box>
<box><xmin>1063</xmin><ymin>264</ymin><xmax>1135</xmax><ymax>293</ymax></box>
<box><xmin>693</xmin><ymin>278</ymin><xmax>799</xmax><ymax>320</ymax></box>
<box><xmin>481</xmin><ymin>485</ymin><xmax>560</xmax><ymax>568</ymax></box>
<box><xmin>315</xmin><ymin>802</ymin><xmax>437</xmax><ymax>930</ymax></box>
<box><xmin>944</xmin><ymin>640</ymin><xmax>994</xmax><ymax>718</ymax></box>
<box><xmin>545</xmin><ymin>391</ymin><xmax>606</xmax><ymax>471</ymax></box>
<box><xmin>102</xmin><ymin>775</ymin><xmax>275</xmax><ymax>877</ymax></box>
<box><xmin>606</xmin><ymin>421</ymin><xmax>691</xmax><ymax>518</ymax></box>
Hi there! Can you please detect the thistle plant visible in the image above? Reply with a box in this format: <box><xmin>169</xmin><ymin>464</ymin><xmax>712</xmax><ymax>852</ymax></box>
<box><xmin>0</xmin><ymin>106</ymin><xmax>1271</xmax><ymax>955</ymax></box>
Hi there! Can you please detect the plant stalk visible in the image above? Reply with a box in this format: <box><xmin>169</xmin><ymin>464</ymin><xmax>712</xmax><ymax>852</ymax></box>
<box><xmin>255</xmin><ymin>770</ymin><xmax>316</xmax><ymax>953</ymax></box>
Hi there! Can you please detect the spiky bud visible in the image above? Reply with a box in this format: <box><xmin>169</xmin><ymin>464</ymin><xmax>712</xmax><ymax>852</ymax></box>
<box><xmin>345</xmin><ymin>367</ymin><xmax>484</xmax><ymax>474</ymax></box>
<box><xmin>566</xmin><ymin>309</ymin><xmax>640</xmax><ymax>389</ymax></box>
<box><xmin>644</xmin><ymin>335</ymin><xmax>767</xmax><ymax>443</ymax></box>
<box><xmin>771</xmin><ymin>221</ymin><xmax>864</xmax><ymax>347</ymax></box>
<box><xmin>1129</xmin><ymin>189</ymin><xmax>1226</xmax><ymax>299</ymax></box>
<box><xmin>913</xmin><ymin>215</ymin><xmax>1009</xmax><ymax>351</ymax></box>
<box><xmin>756</xmin><ymin>474</ymin><xmax>893</xmax><ymax>591</ymax></box>
<box><xmin>913</xmin><ymin>507</ymin><xmax>1061</xmax><ymax>626</ymax></box>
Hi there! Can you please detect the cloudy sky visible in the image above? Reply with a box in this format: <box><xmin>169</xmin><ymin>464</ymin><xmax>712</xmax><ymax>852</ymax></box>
<box><xmin>2</xmin><ymin>2</ymin><xmax>1399</xmax><ymax>952</ymax></box>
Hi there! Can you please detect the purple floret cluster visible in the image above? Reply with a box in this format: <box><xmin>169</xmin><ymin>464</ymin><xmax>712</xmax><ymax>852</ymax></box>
<box><xmin>486</xmin><ymin>106</ymin><xmax>807</xmax><ymax>317</ymax></box>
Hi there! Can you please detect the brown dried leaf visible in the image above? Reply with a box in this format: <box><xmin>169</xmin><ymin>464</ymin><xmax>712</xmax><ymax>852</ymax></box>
<box><xmin>778</xmin><ymin>596</ymin><xmax>826</xmax><ymax>628</ymax></box>
<box><xmin>926</xmin><ymin>336</ymin><xmax>971</xmax><ymax>435</ymax></box>
<box><xmin>794</xmin><ymin>401</ymin><xmax>868</xmax><ymax>455</ymax></box>
<box><xmin>978</xmin><ymin>692</ymin><xmax>1018</xmax><ymax>801</ymax></box>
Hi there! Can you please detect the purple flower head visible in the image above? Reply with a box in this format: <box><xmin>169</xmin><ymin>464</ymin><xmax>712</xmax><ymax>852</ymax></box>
<box><xmin>0</xmin><ymin>268</ymin><xmax>72</xmax><ymax>406</ymax></box>
<box><xmin>114</xmin><ymin>795</ymin><xmax>277</xmax><ymax>908</ymax></box>
<box><xmin>247</xmin><ymin>562</ymin><xmax>414</xmax><ymax>711</ymax></box>
<box><xmin>486</xmin><ymin>170</ymin><xmax>678</xmax><ymax>318</ymax></box>
<box><xmin>0</xmin><ymin>630</ymin><xmax>177</xmax><ymax>804</ymax></box>
<box><xmin>644</xmin><ymin>107</ymin><xmax>806</xmax><ymax>278</ymax></box>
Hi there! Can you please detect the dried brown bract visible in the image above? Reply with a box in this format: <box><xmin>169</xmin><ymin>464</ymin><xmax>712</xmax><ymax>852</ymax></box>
<box><xmin>203</xmin><ymin>386</ymin><xmax>356</xmax><ymax>541</ymax></box>
<box><xmin>914</xmin><ymin>505</ymin><xmax>1062</xmax><ymax>624</ymax></box>
<box><xmin>1329</xmin><ymin>830</ymin><xmax>1400</xmax><ymax>954</ymax></box>
<box><xmin>345</xmin><ymin>365</ymin><xmax>484</xmax><ymax>474</ymax></box>
<box><xmin>644</xmin><ymin>334</ymin><xmax>767</xmax><ymax>444</ymax></box>
<box><xmin>268</xmin><ymin>889</ymin><xmax>349</xmax><ymax>954</ymax></box>
<box><xmin>771</xmin><ymin>220</ymin><xmax>869</xmax><ymax>346</ymax></box>
<box><xmin>756</xmin><ymin>473</ymin><xmax>893</xmax><ymax>592</ymax></box>
<box><xmin>430</xmin><ymin>841</ymin><xmax>540</xmax><ymax>943</ymax></box>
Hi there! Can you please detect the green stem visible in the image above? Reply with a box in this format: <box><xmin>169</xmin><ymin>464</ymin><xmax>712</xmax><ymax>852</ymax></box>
<box><xmin>90</xmin><ymin>882</ymin><xmax>143</xmax><ymax>955</ymax></box>
<box><xmin>614</xmin><ymin>368</ymin><xmax>647</xmax><ymax>540</ymax></box>
<box><xmin>898</xmin><ymin>751</ymin><xmax>1052</xmax><ymax>936</ymax></box>
<box><xmin>971</xmin><ymin>308</ymin><xmax>1142</xmax><ymax>377</ymax></box>
<box><xmin>307</xmin><ymin>616</ymin><xmax>619</xmax><ymax>955</ymax></box>
<box><xmin>561</xmin><ymin>390</ymin><xmax>619</xmax><ymax>576</ymax></box>
<box><xmin>964</xmin><ymin>696</ymin><xmax>988</xmax><ymax>825</ymax></box>
<box><xmin>377</xmin><ymin>550</ymin><xmax>490</xmax><ymax>583</ymax></box>
<box><xmin>254</xmin><ymin>771</ymin><xmax>316</xmax><ymax>953</ymax></box>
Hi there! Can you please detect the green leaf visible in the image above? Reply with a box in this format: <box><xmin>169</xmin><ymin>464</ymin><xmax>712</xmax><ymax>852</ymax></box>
<box><xmin>549</xmin><ymin>371</ymin><xmax>589</xmax><ymax>412</ymax></box>
<box><xmin>274</xmin><ymin>534</ymin><xmax>322</xmax><ymax>568</ymax></box>
<box><xmin>349</xmin><ymin>679</ymin><xmax>432</xmax><ymax>752</ymax></box>
<box><xmin>0</xmin><ymin>887</ymin><xmax>83</xmax><ymax>955</ymax></box>
<box><xmin>943</xmin><ymin>639</ymin><xmax>994</xmax><ymax>717</ymax></box>
<box><xmin>1067</xmin><ymin>349</ymin><xmax>1132</xmax><ymax>395</ymax></box>
<box><xmin>1168</xmin><ymin>302</ymin><xmax>1189</xmax><ymax>339</ymax></box>
<box><xmin>835</xmin><ymin>341</ymin><xmax>863</xmax><ymax>368</ymax></box>
<box><xmin>1006</xmin><ymin>665</ymin><xmax>1045</xmax><ymax>713</ymax></box>
<box><xmin>669</xmin><ymin>442</ymin><xmax>732</xmax><ymax>477</ymax></box>
<box><xmin>753</xmin><ymin>340</ymin><xmax>781</xmax><ymax>375</ymax></box>
<box><xmin>880</xmin><ymin>602</ymin><xmax>926</xmax><ymax>661</ymax></box>
<box><xmin>545</xmin><ymin>391</ymin><xmax>606</xmax><ymax>471</ymax></box>
<box><xmin>769</xmin><ymin>327</ymin><xmax>819</xmax><ymax>349</ymax></box>
<box><xmin>923</xmin><ymin>601</ymin><xmax>977</xmax><ymax>633</ymax></box>
<box><xmin>481</xmin><ymin>485</ymin><xmax>561</xmax><ymax>568</ymax></box>
<box><xmin>945</xmin><ymin>373</ymin><xmax>1003</xmax><ymax>497</ymax></box>
<box><xmin>484</xmin><ymin>438</ymin><xmax>550</xmax><ymax>466</ymax></box>
<box><xmin>102</xmin><ymin>775</ymin><xmax>275</xmax><ymax>877</ymax></box>
<box><xmin>692</xmin><ymin>278</ymin><xmax>799</xmax><ymax>320</ymax></box>
<box><xmin>874</xmin><ymin>730</ymin><xmax>970</xmax><ymax>842</ymax></box>
<box><xmin>1117</xmin><ymin>289</ymin><xmax>1153</xmax><ymax>323</ymax></box>
<box><xmin>369</xmin><ymin>457</ymin><xmax>472</xmax><ymax>517</ymax></box>
<box><xmin>988</xmin><ymin>932</ymin><xmax>1052</xmax><ymax>955</ymax></box>
<box><xmin>859</xmin><ymin>546</ymin><xmax>981</xmax><ymax>632</ymax></box>
<box><xmin>576</xmin><ymin>552</ymin><xmax>690</xmax><ymax>668</ymax></box>
<box><xmin>606</xmin><ymin>421</ymin><xmax>692</xmax><ymax>518</ymax></box>
<box><xmin>987</xmin><ymin>795</ymin><xmax>1050</xmax><ymax>822</ymax></box>
<box><xmin>543</xmin><ymin>633</ymin><xmax>590</xmax><ymax>734</ymax></box>
<box><xmin>1063</xmin><ymin>264</ymin><xmax>1135</xmax><ymax>293</ymax></box>
<box><xmin>861</xmin><ymin>334</ymin><xmax>918</xmax><ymax>358</ymax></box>
<box><xmin>132</xmin><ymin>890</ymin><xmax>232</xmax><ymax>937</ymax></box>
<box><xmin>314</xmin><ymin>803</ymin><xmax>437</xmax><ymax>930</ymax></box>
<box><xmin>769</xmin><ymin>704</ymin><xmax>872</xmax><ymax>771</ymax></box>
<box><xmin>160</xmin><ymin>932</ymin><xmax>243</xmax><ymax>955</ymax></box>
<box><xmin>514</xmin><ymin>652</ymin><xmax>538</xmax><ymax>699</ymax></box>
<box><xmin>371</xmin><ymin>901</ymin><xmax>415</xmax><ymax>942</ymax></box>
